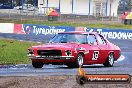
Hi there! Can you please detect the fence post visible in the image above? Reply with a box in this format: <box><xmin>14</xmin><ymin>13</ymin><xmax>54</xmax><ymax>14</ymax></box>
<box><xmin>112</xmin><ymin>12</ymin><xmax>114</xmax><ymax>21</ymax></box>
<box><xmin>8</xmin><ymin>9</ymin><xmax>11</xmax><ymax>19</ymax></box>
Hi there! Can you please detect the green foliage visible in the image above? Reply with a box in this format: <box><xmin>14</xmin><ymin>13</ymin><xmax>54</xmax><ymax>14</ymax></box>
<box><xmin>0</xmin><ymin>38</ymin><xmax>38</xmax><ymax>65</ymax></box>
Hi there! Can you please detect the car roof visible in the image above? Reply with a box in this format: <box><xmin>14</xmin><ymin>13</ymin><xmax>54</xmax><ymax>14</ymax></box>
<box><xmin>58</xmin><ymin>31</ymin><xmax>98</xmax><ymax>35</ymax></box>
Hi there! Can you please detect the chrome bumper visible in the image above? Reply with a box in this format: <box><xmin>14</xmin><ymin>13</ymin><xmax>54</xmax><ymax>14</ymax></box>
<box><xmin>27</xmin><ymin>54</ymin><xmax>74</xmax><ymax>60</ymax></box>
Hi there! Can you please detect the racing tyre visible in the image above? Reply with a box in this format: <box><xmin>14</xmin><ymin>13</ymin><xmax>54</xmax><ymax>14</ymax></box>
<box><xmin>67</xmin><ymin>54</ymin><xmax>84</xmax><ymax>68</ymax></box>
<box><xmin>103</xmin><ymin>53</ymin><xmax>114</xmax><ymax>67</ymax></box>
<box><xmin>32</xmin><ymin>61</ymin><xmax>44</xmax><ymax>68</ymax></box>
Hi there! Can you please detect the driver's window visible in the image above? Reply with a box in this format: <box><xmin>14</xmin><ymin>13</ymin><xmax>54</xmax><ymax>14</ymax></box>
<box><xmin>96</xmin><ymin>34</ymin><xmax>106</xmax><ymax>45</ymax></box>
<box><xmin>60</xmin><ymin>35</ymin><xmax>67</xmax><ymax>42</ymax></box>
<box><xmin>88</xmin><ymin>34</ymin><xmax>97</xmax><ymax>45</ymax></box>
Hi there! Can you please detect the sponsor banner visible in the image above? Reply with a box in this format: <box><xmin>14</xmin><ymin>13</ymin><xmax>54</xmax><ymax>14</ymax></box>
<box><xmin>75</xmin><ymin>27</ymin><xmax>132</xmax><ymax>40</ymax></box>
<box><xmin>13</xmin><ymin>24</ymin><xmax>75</xmax><ymax>43</ymax></box>
<box><xmin>2</xmin><ymin>23</ymin><xmax>131</xmax><ymax>40</ymax></box>
<box><xmin>0</xmin><ymin>23</ymin><xmax>14</xmax><ymax>33</ymax></box>
<box><xmin>76</xmin><ymin>67</ymin><xmax>131</xmax><ymax>85</ymax></box>
<box><xmin>22</xmin><ymin>24</ymin><xmax>75</xmax><ymax>35</ymax></box>
<box><xmin>76</xmin><ymin>74</ymin><xmax>131</xmax><ymax>85</ymax></box>
<box><xmin>14</xmin><ymin>24</ymin><xmax>25</xmax><ymax>34</ymax></box>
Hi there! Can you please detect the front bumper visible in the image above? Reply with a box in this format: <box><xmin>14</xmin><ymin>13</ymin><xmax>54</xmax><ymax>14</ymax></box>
<box><xmin>27</xmin><ymin>54</ymin><xmax>74</xmax><ymax>60</ymax></box>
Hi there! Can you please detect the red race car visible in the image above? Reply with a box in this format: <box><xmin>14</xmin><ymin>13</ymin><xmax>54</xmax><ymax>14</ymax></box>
<box><xmin>28</xmin><ymin>31</ymin><xmax>121</xmax><ymax>68</ymax></box>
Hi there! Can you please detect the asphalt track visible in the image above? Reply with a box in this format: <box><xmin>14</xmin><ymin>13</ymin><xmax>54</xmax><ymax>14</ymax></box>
<box><xmin>0</xmin><ymin>33</ymin><xmax>132</xmax><ymax>76</ymax></box>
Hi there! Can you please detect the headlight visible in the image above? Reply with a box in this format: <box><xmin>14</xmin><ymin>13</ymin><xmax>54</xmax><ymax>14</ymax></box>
<box><xmin>65</xmin><ymin>50</ymin><xmax>72</xmax><ymax>56</ymax></box>
<box><xmin>28</xmin><ymin>49</ymin><xmax>34</xmax><ymax>54</ymax></box>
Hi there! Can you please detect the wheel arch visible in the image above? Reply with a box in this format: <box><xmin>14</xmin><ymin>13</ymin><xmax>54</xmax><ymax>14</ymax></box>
<box><xmin>78</xmin><ymin>52</ymin><xmax>85</xmax><ymax>57</ymax></box>
<box><xmin>103</xmin><ymin>51</ymin><xmax>115</xmax><ymax>67</ymax></box>
<box><xmin>107</xmin><ymin>51</ymin><xmax>115</xmax><ymax>59</ymax></box>
<box><xmin>108</xmin><ymin>51</ymin><xmax>114</xmax><ymax>54</ymax></box>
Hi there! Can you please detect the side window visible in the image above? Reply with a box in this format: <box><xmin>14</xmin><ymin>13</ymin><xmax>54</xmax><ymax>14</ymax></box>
<box><xmin>60</xmin><ymin>35</ymin><xmax>67</xmax><ymax>42</ymax></box>
<box><xmin>96</xmin><ymin>34</ymin><xmax>106</xmax><ymax>45</ymax></box>
<box><xmin>88</xmin><ymin>34</ymin><xmax>97</xmax><ymax>45</ymax></box>
<box><xmin>100</xmin><ymin>36</ymin><xmax>106</xmax><ymax>45</ymax></box>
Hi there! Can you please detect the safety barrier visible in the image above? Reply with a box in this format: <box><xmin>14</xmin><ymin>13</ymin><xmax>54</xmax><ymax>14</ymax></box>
<box><xmin>0</xmin><ymin>23</ymin><xmax>14</xmax><ymax>33</ymax></box>
<box><xmin>75</xmin><ymin>27</ymin><xmax>132</xmax><ymax>40</ymax></box>
<box><xmin>0</xmin><ymin>23</ymin><xmax>132</xmax><ymax>41</ymax></box>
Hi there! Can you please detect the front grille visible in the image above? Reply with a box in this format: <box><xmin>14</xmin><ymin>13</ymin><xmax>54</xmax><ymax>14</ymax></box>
<box><xmin>37</xmin><ymin>50</ymin><xmax>62</xmax><ymax>56</ymax></box>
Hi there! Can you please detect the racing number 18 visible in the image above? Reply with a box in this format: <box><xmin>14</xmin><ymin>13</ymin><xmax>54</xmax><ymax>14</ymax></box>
<box><xmin>92</xmin><ymin>51</ymin><xmax>99</xmax><ymax>60</ymax></box>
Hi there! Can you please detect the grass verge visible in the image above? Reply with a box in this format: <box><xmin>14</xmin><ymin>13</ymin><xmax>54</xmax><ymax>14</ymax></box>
<box><xmin>0</xmin><ymin>19</ymin><xmax>132</xmax><ymax>29</ymax></box>
<box><xmin>0</xmin><ymin>38</ymin><xmax>39</xmax><ymax>65</ymax></box>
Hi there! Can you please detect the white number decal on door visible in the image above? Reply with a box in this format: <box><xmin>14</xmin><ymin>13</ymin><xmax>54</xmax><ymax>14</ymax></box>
<box><xmin>92</xmin><ymin>51</ymin><xmax>99</xmax><ymax>60</ymax></box>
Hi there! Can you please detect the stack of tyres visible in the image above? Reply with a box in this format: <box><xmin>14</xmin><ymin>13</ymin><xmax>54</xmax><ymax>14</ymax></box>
<box><xmin>48</xmin><ymin>16</ymin><xmax>58</xmax><ymax>21</ymax></box>
<box><xmin>122</xmin><ymin>12</ymin><xmax>132</xmax><ymax>25</ymax></box>
<box><xmin>48</xmin><ymin>15</ymin><xmax>53</xmax><ymax>21</ymax></box>
<box><xmin>124</xmin><ymin>19</ymin><xmax>132</xmax><ymax>25</ymax></box>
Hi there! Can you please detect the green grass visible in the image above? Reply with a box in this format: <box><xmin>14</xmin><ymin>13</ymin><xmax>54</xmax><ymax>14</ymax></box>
<box><xmin>0</xmin><ymin>19</ymin><xmax>132</xmax><ymax>29</ymax></box>
<box><xmin>0</xmin><ymin>38</ymin><xmax>39</xmax><ymax>65</ymax></box>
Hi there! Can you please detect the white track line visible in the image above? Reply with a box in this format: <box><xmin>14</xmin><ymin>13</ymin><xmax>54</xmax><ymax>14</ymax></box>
<box><xmin>116</xmin><ymin>55</ymin><xmax>125</xmax><ymax>62</ymax></box>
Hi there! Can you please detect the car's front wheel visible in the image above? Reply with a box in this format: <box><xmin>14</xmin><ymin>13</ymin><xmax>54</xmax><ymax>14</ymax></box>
<box><xmin>103</xmin><ymin>53</ymin><xmax>114</xmax><ymax>67</ymax></box>
<box><xmin>32</xmin><ymin>61</ymin><xmax>44</xmax><ymax>68</ymax></box>
<box><xmin>67</xmin><ymin>54</ymin><xmax>84</xmax><ymax>68</ymax></box>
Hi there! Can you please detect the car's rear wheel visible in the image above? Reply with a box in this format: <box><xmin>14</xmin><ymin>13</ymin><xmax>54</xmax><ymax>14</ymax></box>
<box><xmin>32</xmin><ymin>61</ymin><xmax>44</xmax><ymax>68</ymax></box>
<box><xmin>67</xmin><ymin>54</ymin><xmax>84</xmax><ymax>68</ymax></box>
<box><xmin>103</xmin><ymin>53</ymin><xmax>114</xmax><ymax>67</ymax></box>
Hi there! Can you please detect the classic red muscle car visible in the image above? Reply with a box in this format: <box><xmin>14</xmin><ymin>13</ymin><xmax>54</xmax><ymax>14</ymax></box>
<box><xmin>28</xmin><ymin>31</ymin><xmax>121</xmax><ymax>68</ymax></box>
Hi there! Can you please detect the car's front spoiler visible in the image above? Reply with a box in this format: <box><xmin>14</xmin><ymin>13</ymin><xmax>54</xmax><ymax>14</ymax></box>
<box><xmin>27</xmin><ymin>54</ymin><xmax>74</xmax><ymax>60</ymax></box>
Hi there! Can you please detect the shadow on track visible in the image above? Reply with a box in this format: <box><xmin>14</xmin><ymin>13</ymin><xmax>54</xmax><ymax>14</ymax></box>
<box><xmin>58</xmin><ymin>65</ymin><xmax>106</xmax><ymax>69</ymax></box>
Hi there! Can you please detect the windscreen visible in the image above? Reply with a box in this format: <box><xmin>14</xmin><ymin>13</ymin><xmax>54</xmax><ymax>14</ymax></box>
<box><xmin>49</xmin><ymin>33</ymin><xmax>88</xmax><ymax>44</ymax></box>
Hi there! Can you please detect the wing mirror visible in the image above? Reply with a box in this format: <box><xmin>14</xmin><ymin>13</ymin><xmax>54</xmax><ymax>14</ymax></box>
<box><xmin>88</xmin><ymin>42</ymin><xmax>94</xmax><ymax>46</ymax></box>
<box><xmin>90</xmin><ymin>42</ymin><xmax>94</xmax><ymax>45</ymax></box>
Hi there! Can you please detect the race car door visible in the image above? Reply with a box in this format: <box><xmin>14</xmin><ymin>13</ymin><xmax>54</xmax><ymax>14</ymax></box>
<box><xmin>85</xmin><ymin>34</ymin><xmax>101</xmax><ymax>64</ymax></box>
<box><xmin>96</xmin><ymin>34</ymin><xmax>108</xmax><ymax>63</ymax></box>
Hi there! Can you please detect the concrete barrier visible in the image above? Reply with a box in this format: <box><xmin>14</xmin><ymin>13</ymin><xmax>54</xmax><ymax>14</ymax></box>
<box><xmin>0</xmin><ymin>23</ymin><xmax>132</xmax><ymax>42</ymax></box>
<box><xmin>0</xmin><ymin>23</ymin><xmax>14</xmax><ymax>33</ymax></box>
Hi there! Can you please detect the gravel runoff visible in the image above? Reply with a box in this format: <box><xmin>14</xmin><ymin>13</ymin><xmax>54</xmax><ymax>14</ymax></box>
<box><xmin>0</xmin><ymin>76</ymin><xmax>131</xmax><ymax>88</ymax></box>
